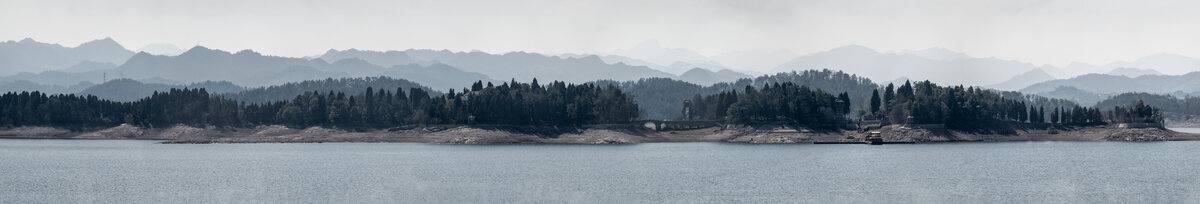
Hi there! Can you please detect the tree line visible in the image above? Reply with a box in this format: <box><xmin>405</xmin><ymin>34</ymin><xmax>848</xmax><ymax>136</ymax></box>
<box><xmin>1095</xmin><ymin>93</ymin><xmax>1200</xmax><ymax>116</ymax></box>
<box><xmin>592</xmin><ymin>69</ymin><xmax>880</xmax><ymax>120</ymax></box>
<box><xmin>1107</xmin><ymin>100</ymin><xmax>1163</xmax><ymax>124</ymax></box>
<box><xmin>871</xmin><ymin>80</ymin><xmax>1106</xmax><ymax>128</ymax></box>
<box><xmin>0</xmin><ymin>79</ymin><xmax>638</xmax><ymax>128</ymax></box>
<box><xmin>684</xmin><ymin>82</ymin><xmax>851</xmax><ymax>126</ymax></box>
<box><xmin>676</xmin><ymin>79</ymin><xmax>1161</xmax><ymax>130</ymax></box>
<box><xmin>868</xmin><ymin>80</ymin><xmax>1160</xmax><ymax>129</ymax></box>
<box><xmin>0</xmin><ymin>77</ymin><xmax>1165</xmax><ymax>130</ymax></box>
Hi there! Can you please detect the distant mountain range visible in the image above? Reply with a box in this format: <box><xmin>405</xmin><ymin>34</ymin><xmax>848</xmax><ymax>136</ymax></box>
<box><xmin>1105</xmin><ymin>67</ymin><xmax>1162</xmax><ymax>77</ymax></box>
<box><xmin>0</xmin><ymin>38</ymin><xmax>754</xmax><ymax>97</ymax></box>
<box><xmin>986</xmin><ymin>68</ymin><xmax>1057</xmax><ymax>91</ymax></box>
<box><xmin>1</xmin><ymin>44</ymin><xmax>494</xmax><ymax>91</ymax></box>
<box><xmin>599</xmin><ymin>39</ymin><xmax>729</xmax><ymax>74</ymax></box>
<box><xmin>709</xmin><ymin>49</ymin><xmax>798</xmax><ymax>74</ymax></box>
<box><xmin>1022</xmin><ymin>73</ymin><xmax>1200</xmax><ymax>95</ymax></box>
<box><xmin>136</xmin><ymin>43</ymin><xmax>185</xmax><ymax>56</ymax></box>
<box><xmin>1030</xmin><ymin>86</ymin><xmax>1109</xmax><ymax>106</ymax></box>
<box><xmin>0</xmin><ymin>80</ymin><xmax>94</xmax><ymax>95</ymax></box>
<box><xmin>323</xmin><ymin>48</ymin><xmax>759</xmax><ymax>86</ymax></box>
<box><xmin>676</xmin><ymin>68</ymin><xmax>752</xmax><ymax>86</ymax></box>
<box><xmin>0</xmin><ymin>37</ymin><xmax>134</xmax><ymax>75</ymax></box>
<box><xmin>581</xmin><ymin>39</ymin><xmax>795</xmax><ymax>77</ymax></box>
<box><xmin>321</xmin><ymin>48</ymin><xmax>676</xmax><ymax>84</ymax></box>
<box><xmin>71</xmin><ymin>77</ymin><xmax>437</xmax><ymax>103</ymax></box>
<box><xmin>7</xmin><ymin>37</ymin><xmax>1200</xmax><ymax>109</ymax></box>
<box><xmin>1061</xmin><ymin>53</ymin><xmax>1200</xmax><ymax>77</ymax></box>
<box><xmin>897</xmin><ymin>47</ymin><xmax>974</xmax><ymax>61</ymax></box>
<box><xmin>773</xmin><ymin>45</ymin><xmax>1043</xmax><ymax>86</ymax></box>
<box><xmin>1015</xmin><ymin>72</ymin><xmax>1200</xmax><ymax>106</ymax></box>
<box><xmin>588</xmin><ymin>54</ymin><xmax>730</xmax><ymax>75</ymax></box>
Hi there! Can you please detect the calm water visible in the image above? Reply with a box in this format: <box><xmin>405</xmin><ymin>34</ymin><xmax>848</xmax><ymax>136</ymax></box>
<box><xmin>1170</xmin><ymin>127</ymin><xmax>1200</xmax><ymax>134</ymax></box>
<box><xmin>2</xmin><ymin>140</ymin><xmax>1199</xmax><ymax>203</ymax></box>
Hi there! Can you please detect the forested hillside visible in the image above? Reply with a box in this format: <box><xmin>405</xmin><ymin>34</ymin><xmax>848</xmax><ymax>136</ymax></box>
<box><xmin>591</xmin><ymin>78</ymin><xmax>731</xmax><ymax>120</ymax></box>
<box><xmin>222</xmin><ymin>77</ymin><xmax>437</xmax><ymax>104</ymax></box>
<box><xmin>0</xmin><ymin>79</ymin><xmax>638</xmax><ymax>128</ymax></box>
<box><xmin>681</xmin><ymin>79</ymin><xmax>1109</xmax><ymax>130</ymax></box>
<box><xmin>750</xmin><ymin>69</ymin><xmax>878</xmax><ymax>112</ymax></box>
<box><xmin>599</xmin><ymin>69</ymin><xmax>879</xmax><ymax>120</ymax></box>
<box><xmin>686</xmin><ymin>82</ymin><xmax>851</xmax><ymax>126</ymax></box>
<box><xmin>875</xmin><ymin>80</ymin><xmax>1102</xmax><ymax>129</ymax></box>
<box><xmin>0</xmin><ymin>74</ymin><xmax>1166</xmax><ymax>131</ymax></box>
<box><xmin>1095</xmin><ymin>93</ymin><xmax>1200</xmax><ymax>115</ymax></box>
<box><xmin>79</xmin><ymin>79</ymin><xmax>244</xmax><ymax>102</ymax></box>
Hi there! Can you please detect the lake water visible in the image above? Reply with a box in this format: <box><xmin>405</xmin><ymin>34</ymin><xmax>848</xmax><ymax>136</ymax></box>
<box><xmin>1170</xmin><ymin>127</ymin><xmax>1200</xmax><ymax>134</ymax></box>
<box><xmin>2</xmin><ymin>139</ymin><xmax>1199</xmax><ymax>203</ymax></box>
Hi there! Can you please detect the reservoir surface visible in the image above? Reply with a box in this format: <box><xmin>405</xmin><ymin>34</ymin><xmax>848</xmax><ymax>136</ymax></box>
<box><xmin>2</xmin><ymin>139</ymin><xmax>1199</xmax><ymax>203</ymax></box>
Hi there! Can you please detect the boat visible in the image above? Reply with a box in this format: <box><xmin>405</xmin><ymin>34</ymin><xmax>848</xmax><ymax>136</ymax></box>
<box><xmin>864</xmin><ymin>131</ymin><xmax>883</xmax><ymax>145</ymax></box>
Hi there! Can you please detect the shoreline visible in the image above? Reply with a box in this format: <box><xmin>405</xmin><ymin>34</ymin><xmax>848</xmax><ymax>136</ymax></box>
<box><xmin>2</xmin><ymin>123</ymin><xmax>1199</xmax><ymax>144</ymax></box>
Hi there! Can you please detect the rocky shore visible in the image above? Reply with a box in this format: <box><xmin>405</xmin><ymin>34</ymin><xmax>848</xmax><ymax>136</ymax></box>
<box><xmin>1</xmin><ymin>124</ymin><xmax>1197</xmax><ymax>144</ymax></box>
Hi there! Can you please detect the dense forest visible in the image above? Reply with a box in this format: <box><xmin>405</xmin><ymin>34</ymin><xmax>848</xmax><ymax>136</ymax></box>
<box><xmin>0</xmin><ymin>75</ymin><xmax>1167</xmax><ymax>130</ymax></box>
<box><xmin>78</xmin><ymin>79</ymin><xmax>244</xmax><ymax>102</ymax></box>
<box><xmin>1095</xmin><ymin>93</ymin><xmax>1200</xmax><ymax>116</ymax></box>
<box><xmin>675</xmin><ymin>79</ymin><xmax>1121</xmax><ymax>130</ymax></box>
<box><xmin>594</xmin><ymin>69</ymin><xmax>879</xmax><ymax>120</ymax></box>
<box><xmin>0</xmin><ymin>79</ymin><xmax>638</xmax><ymax>128</ymax></box>
<box><xmin>222</xmin><ymin>77</ymin><xmax>437</xmax><ymax>104</ymax></box>
<box><xmin>685</xmin><ymin>82</ymin><xmax>851</xmax><ymax>126</ymax></box>
<box><xmin>1106</xmin><ymin>100</ymin><xmax>1163</xmax><ymax>124</ymax></box>
<box><xmin>681</xmin><ymin>79</ymin><xmax>1115</xmax><ymax>130</ymax></box>
<box><xmin>591</xmin><ymin>77</ymin><xmax>727</xmax><ymax>120</ymax></box>
<box><xmin>874</xmin><ymin>80</ymin><xmax>1105</xmax><ymax>128</ymax></box>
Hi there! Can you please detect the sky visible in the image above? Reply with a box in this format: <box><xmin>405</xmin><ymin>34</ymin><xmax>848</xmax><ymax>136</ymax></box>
<box><xmin>2</xmin><ymin>0</ymin><xmax>1199</xmax><ymax>67</ymax></box>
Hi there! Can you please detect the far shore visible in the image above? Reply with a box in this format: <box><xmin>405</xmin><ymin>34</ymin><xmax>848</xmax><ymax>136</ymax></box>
<box><xmin>2</xmin><ymin>123</ymin><xmax>1198</xmax><ymax>144</ymax></box>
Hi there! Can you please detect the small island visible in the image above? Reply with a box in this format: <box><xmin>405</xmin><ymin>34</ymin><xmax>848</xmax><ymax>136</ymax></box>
<box><xmin>2</xmin><ymin>79</ymin><xmax>1194</xmax><ymax>144</ymax></box>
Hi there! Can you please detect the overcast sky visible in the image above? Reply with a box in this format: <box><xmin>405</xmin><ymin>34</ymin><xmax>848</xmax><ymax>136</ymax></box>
<box><xmin>2</xmin><ymin>0</ymin><xmax>1198</xmax><ymax>67</ymax></box>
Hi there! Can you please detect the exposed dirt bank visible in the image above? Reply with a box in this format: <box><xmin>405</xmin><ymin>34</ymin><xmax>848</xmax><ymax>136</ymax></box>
<box><xmin>1</xmin><ymin>124</ymin><xmax>1197</xmax><ymax>144</ymax></box>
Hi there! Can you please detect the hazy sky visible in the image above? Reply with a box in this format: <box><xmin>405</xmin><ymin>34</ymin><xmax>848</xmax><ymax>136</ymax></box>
<box><xmin>3</xmin><ymin>0</ymin><xmax>1199</xmax><ymax>67</ymax></box>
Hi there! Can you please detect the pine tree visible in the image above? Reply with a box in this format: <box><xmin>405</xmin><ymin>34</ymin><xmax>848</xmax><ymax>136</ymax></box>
<box><xmin>870</xmin><ymin>89</ymin><xmax>881</xmax><ymax>115</ymax></box>
<box><xmin>471</xmin><ymin>80</ymin><xmax>484</xmax><ymax>91</ymax></box>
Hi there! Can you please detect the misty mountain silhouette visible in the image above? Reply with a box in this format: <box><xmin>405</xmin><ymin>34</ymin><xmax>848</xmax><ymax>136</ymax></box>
<box><xmin>709</xmin><ymin>50</ymin><xmax>797</xmax><ymax>74</ymax></box>
<box><xmin>1106</xmin><ymin>67</ymin><xmax>1163</xmax><ymax>77</ymax></box>
<box><xmin>1031</xmin><ymin>86</ymin><xmax>1107</xmax><ymax>106</ymax></box>
<box><xmin>61</xmin><ymin>61</ymin><xmax>118</xmax><ymax>73</ymax></box>
<box><xmin>136</xmin><ymin>43</ymin><xmax>185</xmax><ymax>56</ymax></box>
<box><xmin>322</xmin><ymin>49</ymin><xmax>675</xmax><ymax>83</ymax></box>
<box><xmin>0</xmin><ymin>37</ymin><xmax>134</xmax><ymax>75</ymax></box>
<box><xmin>319</xmin><ymin>49</ymin><xmax>415</xmax><ymax>67</ymax></box>
<box><xmin>595</xmin><ymin>39</ymin><xmax>742</xmax><ymax>75</ymax></box>
<box><xmin>603</xmin><ymin>39</ymin><xmax>722</xmax><ymax>68</ymax></box>
<box><xmin>110</xmin><ymin>46</ymin><xmax>491</xmax><ymax>90</ymax></box>
<box><xmin>898</xmin><ymin>47</ymin><xmax>973</xmax><ymax>61</ymax></box>
<box><xmin>1021</xmin><ymin>72</ymin><xmax>1200</xmax><ymax>95</ymax></box>
<box><xmin>0</xmin><ymin>80</ymin><xmax>94</xmax><ymax>95</ymax></box>
<box><xmin>79</xmin><ymin>79</ymin><xmax>245</xmax><ymax>102</ymax></box>
<box><xmin>773</xmin><ymin>44</ymin><xmax>1042</xmax><ymax>86</ymax></box>
<box><xmin>986</xmin><ymin>68</ymin><xmax>1056</xmax><ymax>91</ymax></box>
<box><xmin>8</xmin><ymin>37</ymin><xmax>1200</xmax><ymax>106</ymax></box>
<box><xmin>676</xmin><ymin>68</ymin><xmax>752</xmax><ymax>86</ymax></box>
